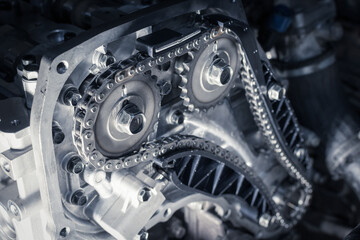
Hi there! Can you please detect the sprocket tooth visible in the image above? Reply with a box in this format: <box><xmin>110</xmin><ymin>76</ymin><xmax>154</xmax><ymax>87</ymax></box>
<box><xmin>184</xmin><ymin>51</ymin><xmax>195</xmax><ymax>63</ymax></box>
<box><xmin>175</xmin><ymin>28</ymin><xmax>242</xmax><ymax>113</ymax></box>
<box><xmin>180</xmin><ymin>75</ymin><xmax>188</xmax><ymax>85</ymax></box>
<box><xmin>180</xmin><ymin>89</ymin><xmax>188</xmax><ymax>98</ymax></box>
<box><xmin>183</xmin><ymin>62</ymin><xmax>190</xmax><ymax>73</ymax></box>
<box><xmin>183</xmin><ymin>96</ymin><xmax>191</xmax><ymax>106</ymax></box>
<box><xmin>188</xmin><ymin>104</ymin><xmax>195</xmax><ymax>112</ymax></box>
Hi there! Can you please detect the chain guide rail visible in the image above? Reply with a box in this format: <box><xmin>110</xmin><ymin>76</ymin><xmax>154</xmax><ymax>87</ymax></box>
<box><xmin>72</xmin><ymin>17</ymin><xmax>312</xmax><ymax>229</ymax></box>
<box><xmin>224</xmin><ymin>20</ymin><xmax>313</xmax><ymax>228</ymax></box>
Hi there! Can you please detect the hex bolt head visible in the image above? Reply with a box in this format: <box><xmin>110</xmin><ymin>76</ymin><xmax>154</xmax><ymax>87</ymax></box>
<box><xmin>138</xmin><ymin>187</ymin><xmax>152</xmax><ymax>202</ymax></box>
<box><xmin>22</xmin><ymin>63</ymin><xmax>39</xmax><ymax>80</ymax></box>
<box><xmin>268</xmin><ymin>84</ymin><xmax>286</xmax><ymax>101</ymax></box>
<box><xmin>157</xmin><ymin>80</ymin><xmax>172</xmax><ymax>96</ymax></box>
<box><xmin>52</xmin><ymin>121</ymin><xmax>65</xmax><ymax>144</ymax></box>
<box><xmin>63</xmin><ymin>87</ymin><xmax>82</xmax><ymax>106</ymax></box>
<box><xmin>137</xmin><ymin>229</ymin><xmax>149</xmax><ymax>240</ymax></box>
<box><xmin>71</xmin><ymin>190</ymin><xmax>87</xmax><ymax>206</ymax></box>
<box><xmin>207</xmin><ymin>58</ymin><xmax>233</xmax><ymax>87</ymax></box>
<box><xmin>67</xmin><ymin>156</ymin><xmax>85</xmax><ymax>174</ymax></box>
<box><xmin>294</xmin><ymin>147</ymin><xmax>306</xmax><ymax>159</ymax></box>
<box><xmin>259</xmin><ymin>213</ymin><xmax>272</xmax><ymax>228</ymax></box>
<box><xmin>170</xmin><ymin>110</ymin><xmax>184</xmax><ymax>125</ymax></box>
<box><xmin>21</xmin><ymin>54</ymin><xmax>36</xmax><ymax>66</ymax></box>
<box><xmin>116</xmin><ymin>103</ymin><xmax>145</xmax><ymax>135</ymax></box>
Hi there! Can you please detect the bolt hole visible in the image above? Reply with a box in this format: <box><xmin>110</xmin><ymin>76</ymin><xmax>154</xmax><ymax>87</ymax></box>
<box><xmin>163</xmin><ymin>208</ymin><xmax>171</xmax><ymax>218</ymax></box>
<box><xmin>130</xmin><ymin>115</ymin><xmax>144</xmax><ymax>134</ymax></box>
<box><xmin>59</xmin><ymin>227</ymin><xmax>70</xmax><ymax>238</ymax></box>
<box><xmin>138</xmin><ymin>187</ymin><xmax>152</xmax><ymax>202</ymax></box>
<box><xmin>57</xmin><ymin>61</ymin><xmax>68</xmax><ymax>74</ymax></box>
<box><xmin>47</xmin><ymin>30</ymin><xmax>76</xmax><ymax>43</ymax></box>
<box><xmin>220</xmin><ymin>66</ymin><xmax>231</xmax><ymax>85</ymax></box>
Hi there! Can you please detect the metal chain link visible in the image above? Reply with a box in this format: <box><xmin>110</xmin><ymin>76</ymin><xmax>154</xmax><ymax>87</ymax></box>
<box><xmin>72</xmin><ymin>21</ymin><xmax>312</xmax><ymax>229</ymax></box>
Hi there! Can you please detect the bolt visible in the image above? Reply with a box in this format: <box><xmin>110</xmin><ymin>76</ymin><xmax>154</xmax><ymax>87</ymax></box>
<box><xmin>138</xmin><ymin>187</ymin><xmax>152</xmax><ymax>202</ymax></box>
<box><xmin>22</xmin><ymin>63</ymin><xmax>39</xmax><ymax>80</ymax></box>
<box><xmin>207</xmin><ymin>58</ymin><xmax>233</xmax><ymax>86</ymax></box>
<box><xmin>116</xmin><ymin>103</ymin><xmax>145</xmax><ymax>135</ymax></box>
<box><xmin>67</xmin><ymin>156</ymin><xmax>85</xmax><ymax>174</ymax></box>
<box><xmin>170</xmin><ymin>110</ymin><xmax>184</xmax><ymax>125</ymax></box>
<box><xmin>157</xmin><ymin>79</ymin><xmax>172</xmax><ymax>95</ymax></box>
<box><xmin>52</xmin><ymin>121</ymin><xmax>65</xmax><ymax>144</ymax></box>
<box><xmin>294</xmin><ymin>147</ymin><xmax>306</xmax><ymax>159</ymax></box>
<box><xmin>63</xmin><ymin>87</ymin><xmax>82</xmax><ymax>106</ymax></box>
<box><xmin>259</xmin><ymin>213</ymin><xmax>272</xmax><ymax>228</ymax></box>
<box><xmin>268</xmin><ymin>84</ymin><xmax>286</xmax><ymax>101</ymax></box>
<box><xmin>21</xmin><ymin>54</ymin><xmax>36</xmax><ymax>66</ymax></box>
<box><xmin>137</xmin><ymin>229</ymin><xmax>149</xmax><ymax>240</ymax></box>
<box><xmin>70</xmin><ymin>190</ymin><xmax>87</xmax><ymax>206</ymax></box>
<box><xmin>98</xmin><ymin>53</ymin><xmax>116</xmax><ymax>69</ymax></box>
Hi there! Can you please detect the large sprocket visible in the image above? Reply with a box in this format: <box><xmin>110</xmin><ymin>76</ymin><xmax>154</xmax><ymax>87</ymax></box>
<box><xmin>73</xmin><ymin>64</ymin><xmax>161</xmax><ymax>169</ymax></box>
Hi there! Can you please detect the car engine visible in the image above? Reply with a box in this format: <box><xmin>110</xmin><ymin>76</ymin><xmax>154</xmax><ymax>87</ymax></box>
<box><xmin>0</xmin><ymin>0</ymin><xmax>360</xmax><ymax>239</ymax></box>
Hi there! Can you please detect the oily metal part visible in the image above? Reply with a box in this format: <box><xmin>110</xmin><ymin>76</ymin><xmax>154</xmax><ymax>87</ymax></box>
<box><xmin>177</xmin><ymin>28</ymin><xmax>241</xmax><ymax>111</ymax></box>
<box><xmin>73</xmin><ymin>64</ymin><xmax>161</xmax><ymax>164</ymax></box>
<box><xmin>71</xmin><ymin>19</ymin><xmax>311</xmax><ymax>228</ymax></box>
<box><xmin>227</xmin><ymin>23</ymin><xmax>312</xmax><ymax>228</ymax></box>
<box><xmin>30</xmin><ymin>2</ymin><xmax>247</xmax><ymax>237</ymax></box>
<box><xmin>73</xmin><ymin>26</ymin><xmax>223</xmax><ymax>172</ymax></box>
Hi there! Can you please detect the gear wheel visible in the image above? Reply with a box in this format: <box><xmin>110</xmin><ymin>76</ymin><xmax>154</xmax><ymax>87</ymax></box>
<box><xmin>177</xmin><ymin>29</ymin><xmax>241</xmax><ymax>111</ymax></box>
<box><xmin>73</xmin><ymin>65</ymin><xmax>161</xmax><ymax>168</ymax></box>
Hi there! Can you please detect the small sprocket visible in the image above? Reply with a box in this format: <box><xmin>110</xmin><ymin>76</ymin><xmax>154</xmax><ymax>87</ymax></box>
<box><xmin>176</xmin><ymin>28</ymin><xmax>242</xmax><ymax>112</ymax></box>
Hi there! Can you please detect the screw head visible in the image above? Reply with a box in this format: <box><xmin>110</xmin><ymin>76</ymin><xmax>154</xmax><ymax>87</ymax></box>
<box><xmin>259</xmin><ymin>213</ymin><xmax>272</xmax><ymax>228</ymax></box>
<box><xmin>138</xmin><ymin>187</ymin><xmax>152</xmax><ymax>202</ymax></box>
<box><xmin>22</xmin><ymin>63</ymin><xmax>39</xmax><ymax>80</ymax></box>
<box><xmin>21</xmin><ymin>54</ymin><xmax>36</xmax><ymax>66</ymax></box>
<box><xmin>70</xmin><ymin>190</ymin><xmax>87</xmax><ymax>206</ymax></box>
<box><xmin>137</xmin><ymin>229</ymin><xmax>149</xmax><ymax>240</ymax></box>
<box><xmin>67</xmin><ymin>156</ymin><xmax>84</xmax><ymax>174</ymax></box>
<box><xmin>157</xmin><ymin>80</ymin><xmax>172</xmax><ymax>95</ymax></box>
<box><xmin>207</xmin><ymin>58</ymin><xmax>233</xmax><ymax>86</ymax></box>
<box><xmin>116</xmin><ymin>103</ymin><xmax>145</xmax><ymax>135</ymax></box>
<box><xmin>64</xmin><ymin>89</ymin><xmax>82</xmax><ymax>106</ymax></box>
<box><xmin>268</xmin><ymin>84</ymin><xmax>286</xmax><ymax>101</ymax></box>
<box><xmin>52</xmin><ymin>123</ymin><xmax>65</xmax><ymax>144</ymax></box>
<box><xmin>170</xmin><ymin>110</ymin><xmax>184</xmax><ymax>125</ymax></box>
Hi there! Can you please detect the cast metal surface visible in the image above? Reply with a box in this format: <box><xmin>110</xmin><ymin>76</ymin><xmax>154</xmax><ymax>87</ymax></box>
<box><xmin>1</xmin><ymin>0</ymin><xmax>358</xmax><ymax>239</ymax></box>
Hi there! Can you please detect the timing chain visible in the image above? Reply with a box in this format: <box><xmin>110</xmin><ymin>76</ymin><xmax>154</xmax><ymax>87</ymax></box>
<box><xmin>73</xmin><ymin>20</ymin><xmax>312</xmax><ymax>228</ymax></box>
